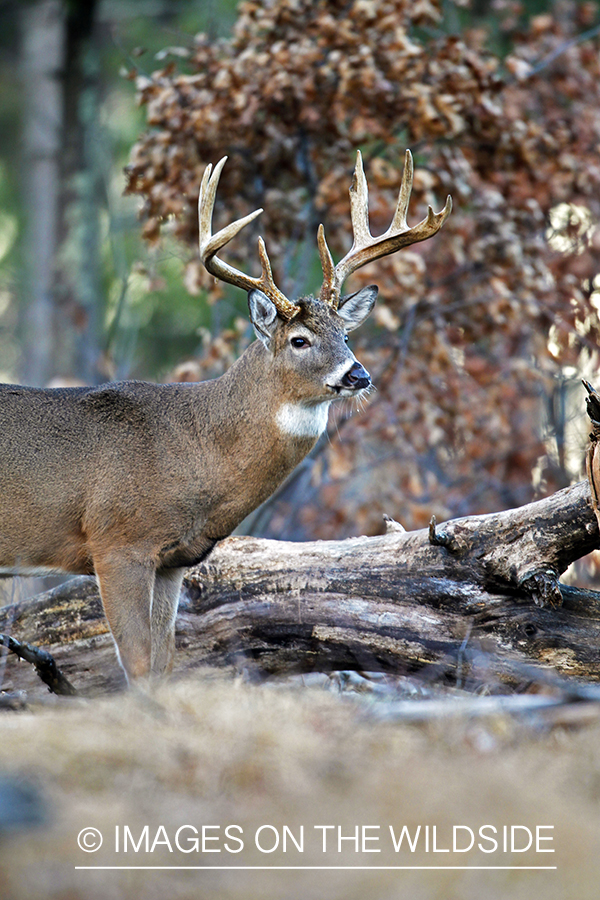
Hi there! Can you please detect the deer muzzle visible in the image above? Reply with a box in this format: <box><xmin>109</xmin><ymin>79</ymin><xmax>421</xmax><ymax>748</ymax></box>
<box><xmin>340</xmin><ymin>361</ymin><xmax>371</xmax><ymax>391</ymax></box>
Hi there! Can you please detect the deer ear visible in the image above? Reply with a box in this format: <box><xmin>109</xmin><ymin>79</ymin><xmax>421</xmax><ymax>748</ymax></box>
<box><xmin>337</xmin><ymin>285</ymin><xmax>378</xmax><ymax>332</ymax></box>
<box><xmin>248</xmin><ymin>289</ymin><xmax>279</xmax><ymax>348</ymax></box>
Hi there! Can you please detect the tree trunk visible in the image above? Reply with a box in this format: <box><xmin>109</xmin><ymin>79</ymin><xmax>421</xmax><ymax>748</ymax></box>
<box><xmin>20</xmin><ymin>0</ymin><xmax>65</xmax><ymax>385</ymax></box>
<box><xmin>20</xmin><ymin>0</ymin><xmax>102</xmax><ymax>386</ymax></box>
<box><xmin>1</xmin><ymin>480</ymin><xmax>599</xmax><ymax>698</ymax></box>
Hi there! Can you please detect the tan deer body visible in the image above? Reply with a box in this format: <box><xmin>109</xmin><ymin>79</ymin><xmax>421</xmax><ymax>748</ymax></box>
<box><xmin>1</xmin><ymin>152</ymin><xmax>450</xmax><ymax>682</ymax></box>
<box><xmin>0</xmin><ymin>356</ymin><xmax>315</xmax><ymax>576</ymax></box>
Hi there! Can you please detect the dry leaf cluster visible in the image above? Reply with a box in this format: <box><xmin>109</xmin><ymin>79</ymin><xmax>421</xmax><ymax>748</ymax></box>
<box><xmin>126</xmin><ymin>0</ymin><xmax>600</xmax><ymax>538</ymax></box>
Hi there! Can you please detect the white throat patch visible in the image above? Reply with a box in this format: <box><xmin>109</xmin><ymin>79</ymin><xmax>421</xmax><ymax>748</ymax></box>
<box><xmin>276</xmin><ymin>401</ymin><xmax>330</xmax><ymax>438</ymax></box>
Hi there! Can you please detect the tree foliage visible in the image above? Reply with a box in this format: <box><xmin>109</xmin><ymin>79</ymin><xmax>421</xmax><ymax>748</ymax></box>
<box><xmin>126</xmin><ymin>0</ymin><xmax>600</xmax><ymax>539</ymax></box>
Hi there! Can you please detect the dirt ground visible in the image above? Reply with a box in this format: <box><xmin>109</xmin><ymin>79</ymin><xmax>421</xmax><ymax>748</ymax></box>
<box><xmin>0</xmin><ymin>671</ymin><xmax>599</xmax><ymax>900</ymax></box>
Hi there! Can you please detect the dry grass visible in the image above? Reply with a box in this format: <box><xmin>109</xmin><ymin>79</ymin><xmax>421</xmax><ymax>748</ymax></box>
<box><xmin>0</xmin><ymin>673</ymin><xmax>599</xmax><ymax>900</ymax></box>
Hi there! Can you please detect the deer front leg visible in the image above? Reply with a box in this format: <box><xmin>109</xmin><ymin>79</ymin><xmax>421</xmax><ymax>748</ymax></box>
<box><xmin>94</xmin><ymin>553</ymin><xmax>156</xmax><ymax>682</ymax></box>
<box><xmin>150</xmin><ymin>567</ymin><xmax>185</xmax><ymax>676</ymax></box>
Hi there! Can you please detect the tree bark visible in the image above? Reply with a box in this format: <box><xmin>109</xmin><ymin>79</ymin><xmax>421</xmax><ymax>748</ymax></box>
<box><xmin>20</xmin><ymin>0</ymin><xmax>65</xmax><ymax>385</ymax></box>
<box><xmin>20</xmin><ymin>0</ymin><xmax>102</xmax><ymax>386</ymax></box>
<box><xmin>1</xmin><ymin>479</ymin><xmax>599</xmax><ymax>698</ymax></box>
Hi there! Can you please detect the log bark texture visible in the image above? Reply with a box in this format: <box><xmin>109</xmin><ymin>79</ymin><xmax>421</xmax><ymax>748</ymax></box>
<box><xmin>1</xmin><ymin>480</ymin><xmax>599</xmax><ymax>697</ymax></box>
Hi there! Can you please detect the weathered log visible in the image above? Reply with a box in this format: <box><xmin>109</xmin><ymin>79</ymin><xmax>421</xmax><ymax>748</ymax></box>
<box><xmin>1</xmin><ymin>479</ymin><xmax>599</xmax><ymax>698</ymax></box>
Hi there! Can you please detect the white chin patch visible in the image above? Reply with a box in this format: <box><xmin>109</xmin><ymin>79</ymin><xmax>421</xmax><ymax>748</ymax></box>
<box><xmin>276</xmin><ymin>401</ymin><xmax>330</xmax><ymax>438</ymax></box>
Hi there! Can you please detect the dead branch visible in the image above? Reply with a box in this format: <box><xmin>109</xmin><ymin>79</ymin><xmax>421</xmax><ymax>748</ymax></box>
<box><xmin>0</xmin><ymin>634</ymin><xmax>77</xmax><ymax>696</ymax></box>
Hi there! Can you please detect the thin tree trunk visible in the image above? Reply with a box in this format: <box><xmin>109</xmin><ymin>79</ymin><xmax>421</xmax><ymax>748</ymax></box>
<box><xmin>20</xmin><ymin>0</ymin><xmax>65</xmax><ymax>385</ymax></box>
<box><xmin>20</xmin><ymin>0</ymin><xmax>102</xmax><ymax>387</ymax></box>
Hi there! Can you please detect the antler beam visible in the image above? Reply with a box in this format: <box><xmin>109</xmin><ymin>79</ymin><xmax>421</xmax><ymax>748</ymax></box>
<box><xmin>198</xmin><ymin>157</ymin><xmax>301</xmax><ymax>320</ymax></box>
<box><xmin>318</xmin><ymin>150</ymin><xmax>452</xmax><ymax>309</ymax></box>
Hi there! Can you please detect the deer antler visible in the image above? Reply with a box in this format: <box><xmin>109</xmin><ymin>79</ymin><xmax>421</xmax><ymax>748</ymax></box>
<box><xmin>318</xmin><ymin>150</ymin><xmax>452</xmax><ymax>309</ymax></box>
<box><xmin>198</xmin><ymin>157</ymin><xmax>301</xmax><ymax>320</ymax></box>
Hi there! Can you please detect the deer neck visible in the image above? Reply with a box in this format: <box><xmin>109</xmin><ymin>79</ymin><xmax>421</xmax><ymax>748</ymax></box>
<box><xmin>203</xmin><ymin>340</ymin><xmax>330</xmax><ymax>442</ymax></box>
<box><xmin>186</xmin><ymin>342</ymin><xmax>330</xmax><ymax>532</ymax></box>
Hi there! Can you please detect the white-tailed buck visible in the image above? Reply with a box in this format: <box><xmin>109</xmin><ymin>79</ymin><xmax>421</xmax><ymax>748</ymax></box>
<box><xmin>0</xmin><ymin>151</ymin><xmax>451</xmax><ymax>682</ymax></box>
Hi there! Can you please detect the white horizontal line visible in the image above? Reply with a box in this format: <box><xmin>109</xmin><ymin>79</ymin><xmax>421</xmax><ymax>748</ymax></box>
<box><xmin>75</xmin><ymin>865</ymin><xmax>558</xmax><ymax>871</ymax></box>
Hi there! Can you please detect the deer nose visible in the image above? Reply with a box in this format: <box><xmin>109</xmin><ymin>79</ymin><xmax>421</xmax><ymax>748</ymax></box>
<box><xmin>341</xmin><ymin>362</ymin><xmax>371</xmax><ymax>390</ymax></box>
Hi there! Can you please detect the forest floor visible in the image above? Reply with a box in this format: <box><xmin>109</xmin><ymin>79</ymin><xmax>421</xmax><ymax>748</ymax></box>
<box><xmin>0</xmin><ymin>669</ymin><xmax>599</xmax><ymax>900</ymax></box>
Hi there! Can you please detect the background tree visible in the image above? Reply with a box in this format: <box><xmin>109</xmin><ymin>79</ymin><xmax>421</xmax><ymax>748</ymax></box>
<box><xmin>20</xmin><ymin>0</ymin><xmax>104</xmax><ymax>385</ymax></box>
<box><xmin>0</xmin><ymin>0</ymin><xmax>238</xmax><ymax>390</ymax></box>
<box><xmin>125</xmin><ymin>0</ymin><xmax>600</xmax><ymax>546</ymax></box>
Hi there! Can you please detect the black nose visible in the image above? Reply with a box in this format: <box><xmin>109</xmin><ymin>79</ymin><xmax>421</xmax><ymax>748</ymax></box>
<box><xmin>341</xmin><ymin>362</ymin><xmax>371</xmax><ymax>390</ymax></box>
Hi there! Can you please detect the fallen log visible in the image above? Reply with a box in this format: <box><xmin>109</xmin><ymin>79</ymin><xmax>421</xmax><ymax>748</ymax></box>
<box><xmin>1</xmin><ymin>478</ymin><xmax>599</xmax><ymax>698</ymax></box>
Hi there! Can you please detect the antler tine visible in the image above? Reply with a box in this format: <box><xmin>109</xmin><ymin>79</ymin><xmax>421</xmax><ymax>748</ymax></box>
<box><xmin>198</xmin><ymin>157</ymin><xmax>300</xmax><ymax>320</ymax></box>
<box><xmin>317</xmin><ymin>224</ymin><xmax>336</xmax><ymax>307</ymax></box>
<box><xmin>349</xmin><ymin>150</ymin><xmax>371</xmax><ymax>247</ymax></box>
<box><xmin>318</xmin><ymin>149</ymin><xmax>452</xmax><ymax>309</ymax></box>
<box><xmin>390</xmin><ymin>148</ymin><xmax>413</xmax><ymax>233</ymax></box>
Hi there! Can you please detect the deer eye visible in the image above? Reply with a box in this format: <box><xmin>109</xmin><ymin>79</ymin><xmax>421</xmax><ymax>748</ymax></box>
<box><xmin>291</xmin><ymin>336</ymin><xmax>310</xmax><ymax>349</ymax></box>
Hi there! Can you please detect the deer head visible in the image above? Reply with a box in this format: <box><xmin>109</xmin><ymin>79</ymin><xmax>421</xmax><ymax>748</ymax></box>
<box><xmin>198</xmin><ymin>151</ymin><xmax>451</xmax><ymax>431</ymax></box>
